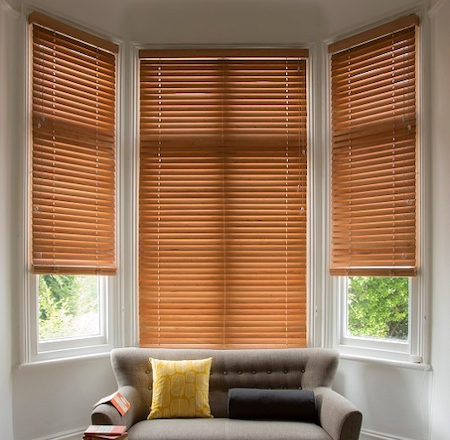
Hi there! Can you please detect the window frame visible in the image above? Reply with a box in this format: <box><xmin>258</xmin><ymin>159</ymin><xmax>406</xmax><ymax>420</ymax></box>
<box><xmin>324</xmin><ymin>10</ymin><xmax>429</xmax><ymax>366</ymax></box>
<box><xmin>22</xmin><ymin>11</ymin><xmax>123</xmax><ymax>364</ymax></box>
<box><xmin>26</xmin><ymin>274</ymin><xmax>118</xmax><ymax>362</ymax></box>
<box><xmin>331</xmin><ymin>275</ymin><xmax>425</xmax><ymax>364</ymax></box>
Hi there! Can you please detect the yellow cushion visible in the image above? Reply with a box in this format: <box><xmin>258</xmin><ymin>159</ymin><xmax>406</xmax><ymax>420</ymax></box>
<box><xmin>148</xmin><ymin>357</ymin><xmax>213</xmax><ymax>419</ymax></box>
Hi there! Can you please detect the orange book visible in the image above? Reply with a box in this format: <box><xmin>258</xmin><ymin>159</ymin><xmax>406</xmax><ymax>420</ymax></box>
<box><xmin>94</xmin><ymin>391</ymin><xmax>131</xmax><ymax>416</ymax></box>
<box><xmin>84</xmin><ymin>435</ymin><xmax>128</xmax><ymax>440</ymax></box>
<box><xmin>84</xmin><ymin>425</ymin><xmax>127</xmax><ymax>437</ymax></box>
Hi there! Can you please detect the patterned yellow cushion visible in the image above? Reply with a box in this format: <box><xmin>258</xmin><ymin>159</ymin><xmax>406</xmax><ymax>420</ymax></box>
<box><xmin>148</xmin><ymin>357</ymin><xmax>213</xmax><ymax>419</ymax></box>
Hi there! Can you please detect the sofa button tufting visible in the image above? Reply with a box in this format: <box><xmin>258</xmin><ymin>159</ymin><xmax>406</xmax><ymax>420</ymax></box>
<box><xmin>146</xmin><ymin>370</ymin><xmax>150</xmax><ymax>374</ymax></box>
<box><xmin>149</xmin><ymin>386</ymin><xmax>152</xmax><ymax>390</ymax></box>
<box><xmin>299</xmin><ymin>386</ymin><xmax>302</xmax><ymax>390</ymax></box>
<box><xmin>223</xmin><ymin>371</ymin><xmax>228</xmax><ymax>375</ymax></box>
<box><xmin>252</xmin><ymin>371</ymin><xmax>256</xmax><ymax>374</ymax></box>
<box><xmin>301</xmin><ymin>369</ymin><xmax>305</xmax><ymax>373</ymax></box>
<box><xmin>284</xmin><ymin>370</ymin><xmax>288</xmax><ymax>374</ymax></box>
<box><xmin>267</xmin><ymin>370</ymin><xmax>271</xmax><ymax>374</ymax></box>
<box><xmin>237</xmin><ymin>371</ymin><xmax>242</xmax><ymax>375</ymax></box>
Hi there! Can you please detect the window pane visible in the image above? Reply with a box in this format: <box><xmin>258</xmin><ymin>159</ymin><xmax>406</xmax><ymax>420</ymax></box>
<box><xmin>347</xmin><ymin>277</ymin><xmax>409</xmax><ymax>341</ymax></box>
<box><xmin>38</xmin><ymin>275</ymin><xmax>100</xmax><ymax>341</ymax></box>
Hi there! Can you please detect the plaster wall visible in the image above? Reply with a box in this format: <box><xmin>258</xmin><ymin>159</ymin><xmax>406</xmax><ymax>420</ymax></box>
<box><xmin>429</xmin><ymin>0</ymin><xmax>450</xmax><ymax>439</ymax></box>
<box><xmin>0</xmin><ymin>3</ymin><xmax>18</xmax><ymax>438</ymax></box>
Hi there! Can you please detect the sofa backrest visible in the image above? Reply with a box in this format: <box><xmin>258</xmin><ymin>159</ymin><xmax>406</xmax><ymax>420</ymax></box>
<box><xmin>111</xmin><ymin>347</ymin><xmax>339</xmax><ymax>418</ymax></box>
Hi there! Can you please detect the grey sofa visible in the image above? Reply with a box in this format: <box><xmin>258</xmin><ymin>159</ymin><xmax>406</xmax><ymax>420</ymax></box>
<box><xmin>92</xmin><ymin>347</ymin><xmax>362</xmax><ymax>440</ymax></box>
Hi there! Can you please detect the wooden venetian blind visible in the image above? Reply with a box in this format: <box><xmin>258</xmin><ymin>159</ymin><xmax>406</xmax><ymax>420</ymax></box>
<box><xmin>139</xmin><ymin>50</ymin><xmax>308</xmax><ymax>348</ymax></box>
<box><xmin>30</xmin><ymin>13</ymin><xmax>118</xmax><ymax>275</ymax></box>
<box><xmin>329</xmin><ymin>15</ymin><xmax>419</xmax><ymax>277</ymax></box>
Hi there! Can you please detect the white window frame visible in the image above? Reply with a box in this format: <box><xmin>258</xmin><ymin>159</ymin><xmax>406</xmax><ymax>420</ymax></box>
<box><xmin>330</xmin><ymin>275</ymin><xmax>425</xmax><ymax>364</ymax></box>
<box><xmin>21</xmin><ymin>10</ymin><xmax>123</xmax><ymax>364</ymax></box>
<box><xmin>25</xmin><ymin>274</ymin><xmax>118</xmax><ymax>362</ymax></box>
<box><xmin>324</xmin><ymin>8</ymin><xmax>430</xmax><ymax>367</ymax></box>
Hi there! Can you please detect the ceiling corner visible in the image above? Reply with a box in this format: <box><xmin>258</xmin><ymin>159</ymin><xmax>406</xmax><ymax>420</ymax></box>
<box><xmin>0</xmin><ymin>0</ymin><xmax>21</xmax><ymax>15</ymax></box>
<box><xmin>428</xmin><ymin>0</ymin><xmax>449</xmax><ymax>16</ymax></box>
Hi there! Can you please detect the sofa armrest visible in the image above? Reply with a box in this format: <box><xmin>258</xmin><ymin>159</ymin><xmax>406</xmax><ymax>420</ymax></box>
<box><xmin>91</xmin><ymin>385</ymin><xmax>148</xmax><ymax>430</ymax></box>
<box><xmin>314</xmin><ymin>387</ymin><xmax>362</xmax><ymax>440</ymax></box>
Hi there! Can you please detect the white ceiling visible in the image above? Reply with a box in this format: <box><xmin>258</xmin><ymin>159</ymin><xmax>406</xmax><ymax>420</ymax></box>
<box><xmin>12</xmin><ymin>0</ymin><xmax>426</xmax><ymax>45</ymax></box>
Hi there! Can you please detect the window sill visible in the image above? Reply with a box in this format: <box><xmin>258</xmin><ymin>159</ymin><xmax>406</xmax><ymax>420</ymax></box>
<box><xmin>339</xmin><ymin>352</ymin><xmax>431</xmax><ymax>371</ymax></box>
<box><xmin>18</xmin><ymin>349</ymin><xmax>112</xmax><ymax>369</ymax></box>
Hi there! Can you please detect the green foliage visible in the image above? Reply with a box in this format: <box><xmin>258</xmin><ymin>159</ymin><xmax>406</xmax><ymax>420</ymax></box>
<box><xmin>347</xmin><ymin>276</ymin><xmax>409</xmax><ymax>340</ymax></box>
<box><xmin>38</xmin><ymin>275</ymin><xmax>72</xmax><ymax>339</ymax></box>
<box><xmin>38</xmin><ymin>275</ymin><xmax>99</xmax><ymax>340</ymax></box>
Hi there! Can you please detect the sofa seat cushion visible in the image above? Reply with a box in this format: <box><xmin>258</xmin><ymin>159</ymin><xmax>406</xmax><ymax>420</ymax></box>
<box><xmin>127</xmin><ymin>418</ymin><xmax>333</xmax><ymax>440</ymax></box>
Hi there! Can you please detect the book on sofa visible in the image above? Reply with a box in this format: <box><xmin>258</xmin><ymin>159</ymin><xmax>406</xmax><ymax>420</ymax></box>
<box><xmin>94</xmin><ymin>391</ymin><xmax>131</xmax><ymax>416</ymax></box>
<box><xmin>83</xmin><ymin>425</ymin><xmax>128</xmax><ymax>440</ymax></box>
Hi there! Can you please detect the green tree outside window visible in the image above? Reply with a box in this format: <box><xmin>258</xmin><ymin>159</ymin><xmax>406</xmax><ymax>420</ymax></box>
<box><xmin>347</xmin><ymin>277</ymin><xmax>409</xmax><ymax>341</ymax></box>
<box><xmin>39</xmin><ymin>275</ymin><xmax>100</xmax><ymax>340</ymax></box>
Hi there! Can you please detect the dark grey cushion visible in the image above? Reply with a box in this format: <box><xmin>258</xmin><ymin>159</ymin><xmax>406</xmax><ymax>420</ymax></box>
<box><xmin>228</xmin><ymin>388</ymin><xmax>316</xmax><ymax>422</ymax></box>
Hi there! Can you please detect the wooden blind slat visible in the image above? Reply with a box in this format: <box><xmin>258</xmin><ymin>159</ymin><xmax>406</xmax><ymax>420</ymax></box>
<box><xmin>29</xmin><ymin>12</ymin><xmax>119</xmax><ymax>54</ymax></box>
<box><xmin>30</xmin><ymin>17</ymin><xmax>117</xmax><ymax>275</ymax></box>
<box><xmin>139</xmin><ymin>54</ymin><xmax>308</xmax><ymax>348</ymax></box>
<box><xmin>330</xmin><ymin>17</ymin><xmax>418</xmax><ymax>277</ymax></box>
<box><xmin>328</xmin><ymin>14</ymin><xmax>419</xmax><ymax>54</ymax></box>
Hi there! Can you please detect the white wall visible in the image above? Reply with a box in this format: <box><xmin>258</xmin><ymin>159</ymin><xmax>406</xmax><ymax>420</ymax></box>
<box><xmin>335</xmin><ymin>361</ymin><xmax>432</xmax><ymax>440</ymax></box>
<box><xmin>429</xmin><ymin>0</ymin><xmax>450</xmax><ymax>439</ymax></box>
<box><xmin>0</xmin><ymin>2</ymin><xmax>18</xmax><ymax>438</ymax></box>
<box><xmin>13</xmin><ymin>359</ymin><xmax>117</xmax><ymax>440</ymax></box>
<box><xmin>4</xmin><ymin>0</ymin><xmax>449</xmax><ymax>439</ymax></box>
